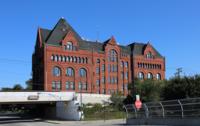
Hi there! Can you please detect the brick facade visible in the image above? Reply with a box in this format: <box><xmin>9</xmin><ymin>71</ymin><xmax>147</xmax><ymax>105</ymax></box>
<box><xmin>32</xmin><ymin>18</ymin><xmax>165</xmax><ymax>96</ymax></box>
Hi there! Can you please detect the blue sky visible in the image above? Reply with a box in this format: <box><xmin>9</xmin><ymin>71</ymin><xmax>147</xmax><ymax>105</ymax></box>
<box><xmin>0</xmin><ymin>0</ymin><xmax>200</xmax><ymax>88</ymax></box>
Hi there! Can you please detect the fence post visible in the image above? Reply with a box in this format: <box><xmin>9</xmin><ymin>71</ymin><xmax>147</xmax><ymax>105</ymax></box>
<box><xmin>123</xmin><ymin>105</ymin><xmax>129</xmax><ymax>118</ymax></box>
<box><xmin>159</xmin><ymin>102</ymin><xmax>165</xmax><ymax>118</ymax></box>
<box><xmin>132</xmin><ymin>104</ymin><xmax>137</xmax><ymax>118</ymax></box>
<box><xmin>143</xmin><ymin>103</ymin><xmax>149</xmax><ymax>118</ymax></box>
<box><xmin>178</xmin><ymin>100</ymin><xmax>184</xmax><ymax>118</ymax></box>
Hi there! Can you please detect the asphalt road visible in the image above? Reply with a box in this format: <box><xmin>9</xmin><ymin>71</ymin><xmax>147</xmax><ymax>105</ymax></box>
<box><xmin>0</xmin><ymin>118</ymin><xmax>126</xmax><ymax>126</ymax></box>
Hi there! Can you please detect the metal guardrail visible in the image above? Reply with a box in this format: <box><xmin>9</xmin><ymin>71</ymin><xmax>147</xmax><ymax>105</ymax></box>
<box><xmin>124</xmin><ymin>97</ymin><xmax>200</xmax><ymax>119</ymax></box>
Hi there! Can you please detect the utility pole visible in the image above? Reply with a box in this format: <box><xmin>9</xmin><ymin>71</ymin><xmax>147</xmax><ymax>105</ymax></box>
<box><xmin>175</xmin><ymin>67</ymin><xmax>182</xmax><ymax>78</ymax></box>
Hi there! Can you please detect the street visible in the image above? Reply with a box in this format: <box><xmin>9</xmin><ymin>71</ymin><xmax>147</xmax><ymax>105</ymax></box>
<box><xmin>0</xmin><ymin>118</ymin><xmax>126</xmax><ymax>126</ymax></box>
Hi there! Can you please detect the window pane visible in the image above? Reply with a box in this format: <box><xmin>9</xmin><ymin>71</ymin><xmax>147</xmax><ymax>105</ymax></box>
<box><xmin>70</xmin><ymin>82</ymin><xmax>75</xmax><ymax>90</ymax></box>
<box><xmin>53</xmin><ymin>67</ymin><xmax>61</xmax><ymax>76</ymax></box>
<box><xmin>66</xmin><ymin>81</ymin><xmax>70</xmax><ymax>89</ymax></box>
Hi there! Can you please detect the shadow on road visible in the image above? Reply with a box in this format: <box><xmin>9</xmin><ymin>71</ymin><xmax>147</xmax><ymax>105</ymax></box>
<box><xmin>0</xmin><ymin>115</ymin><xmax>44</xmax><ymax>125</ymax></box>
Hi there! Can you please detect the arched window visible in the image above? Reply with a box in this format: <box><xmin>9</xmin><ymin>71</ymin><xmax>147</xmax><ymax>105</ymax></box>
<box><xmin>65</xmin><ymin>42</ymin><xmax>73</xmax><ymax>50</ymax></box>
<box><xmin>146</xmin><ymin>52</ymin><xmax>153</xmax><ymax>59</ymax></box>
<box><xmin>125</xmin><ymin>62</ymin><xmax>128</xmax><ymax>68</ymax></box>
<box><xmin>156</xmin><ymin>73</ymin><xmax>161</xmax><ymax>80</ymax></box>
<box><xmin>52</xmin><ymin>66</ymin><xmax>61</xmax><ymax>77</ymax></box>
<box><xmin>138</xmin><ymin>72</ymin><xmax>144</xmax><ymax>79</ymax></box>
<box><xmin>108</xmin><ymin>49</ymin><xmax>117</xmax><ymax>62</ymax></box>
<box><xmin>147</xmin><ymin>72</ymin><xmax>153</xmax><ymax>79</ymax></box>
<box><xmin>79</xmin><ymin>68</ymin><xmax>87</xmax><ymax>77</ymax></box>
<box><xmin>121</xmin><ymin>61</ymin><xmax>124</xmax><ymax>67</ymax></box>
<box><xmin>66</xmin><ymin>67</ymin><xmax>74</xmax><ymax>77</ymax></box>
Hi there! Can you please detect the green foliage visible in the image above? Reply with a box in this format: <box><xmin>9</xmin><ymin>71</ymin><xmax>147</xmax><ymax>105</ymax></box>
<box><xmin>162</xmin><ymin>75</ymin><xmax>200</xmax><ymax>100</ymax></box>
<box><xmin>25</xmin><ymin>78</ymin><xmax>33</xmax><ymax>90</ymax></box>
<box><xmin>129</xmin><ymin>74</ymin><xmax>200</xmax><ymax>102</ymax></box>
<box><xmin>83</xmin><ymin>103</ymin><xmax>125</xmax><ymax>120</ymax></box>
<box><xmin>110</xmin><ymin>92</ymin><xmax>125</xmax><ymax>110</ymax></box>
<box><xmin>133</xmin><ymin>79</ymin><xmax>165</xmax><ymax>102</ymax></box>
<box><xmin>123</xmin><ymin>95</ymin><xmax>134</xmax><ymax>105</ymax></box>
<box><xmin>13</xmin><ymin>84</ymin><xmax>24</xmax><ymax>90</ymax></box>
<box><xmin>1</xmin><ymin>87</ymin><xmax>12</xmax><ymax>91</ymax></box>
<box><xmin>1</xmin><ymin>84</ymin><xmax>24</xmax><ymax>91</ymax></box>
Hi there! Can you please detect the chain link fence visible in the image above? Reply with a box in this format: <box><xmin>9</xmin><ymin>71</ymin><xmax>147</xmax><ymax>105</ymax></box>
<box><xmin>124</xmin><ymin>97</ymin><xmax>200</xmax><ymax>119</ymax></box>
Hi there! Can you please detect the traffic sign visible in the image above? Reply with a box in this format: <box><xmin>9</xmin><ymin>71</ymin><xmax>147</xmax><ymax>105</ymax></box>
<box><xmin>135</xmin><ymin>94</ymin><xmax>142</xmax><ymax>109</ymax></box>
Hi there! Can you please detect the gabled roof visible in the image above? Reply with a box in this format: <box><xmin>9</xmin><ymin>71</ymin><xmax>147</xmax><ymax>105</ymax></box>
<box><xmin>128</xmin><ymin>42</ymin><xmax>163</xmax><ymax>58</ymax></box>
<box><xmin>38</xmin><ymin>18</ymin><xmax>163</xmax><ymax>58</ymax></box>
<box><xmin>43</xmin><ymin>18</ymin><xmax>82</xmax><ymax>46</ymax></box>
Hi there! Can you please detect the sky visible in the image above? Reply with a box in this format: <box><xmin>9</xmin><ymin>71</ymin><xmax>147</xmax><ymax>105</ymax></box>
<box><xmin>0</xmin><ymin>0</ymin><xmax>200</xmax><ymax>88</ymax></box>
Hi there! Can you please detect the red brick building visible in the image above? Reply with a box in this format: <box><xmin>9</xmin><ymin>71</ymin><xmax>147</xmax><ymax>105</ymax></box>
<box><xmin>32</xmin><ymin>18</ymin><xmax>165</xmax><ymax>95</ymax></box>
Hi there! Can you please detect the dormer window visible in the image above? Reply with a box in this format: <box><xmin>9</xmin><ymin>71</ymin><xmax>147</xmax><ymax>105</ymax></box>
<box><xmin>146</xmin><ymin>52</ymin><xmax>153</xmax><ymax>59</ymax></box>
<box><xmin>65</xmin><ymin>42</ymin><xmax>73</xmax><ymax>50</ymax></box>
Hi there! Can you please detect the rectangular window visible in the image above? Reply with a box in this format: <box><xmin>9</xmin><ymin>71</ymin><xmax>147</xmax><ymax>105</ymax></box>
<box><xmin>108</xmin><ymin>76</ymin><xmax>111</xmax><ymax>83</ymax></box>
<box><xmin>70</xmin><ymin>81</ymin><xmax>75</xmax><ymax>90</ymax></box>
<box><xmin>56</xmin><ymin>81</ymin><xmax>61</xmax><ymax>90</ymax></box>
<box><xmin>112</xmin><ymin>65</ymin><xmax>114</xmax><ymax>72</ymax></box>
<box><xmin>82</xmin><ymin>82</ymin><xmax>87</xmax><ymax>90</ymax></box>
<box><xmin>121</xmin><ymin>61</ymin><xmax>123</xmax><ymax>67</ymax></box>
<box><xmin>66</xmin><ymin>81</ymin><xmax>70</xmax><ymax>90</ymax></box>
<box><xmin>102</xmin><ymin>64</ymin><xmax>105</xmax><ymax>72</ymax></box>
<box><xmin>114</xmin><ymin>77</ymin><xmax>118</xmax><ymax>84</ymax></box>
<box><xmin>52</xmin><ymin>81</ymin><xmax>56</xmax><ymax>91</ymax></box>
<box><xmin>108</xmin><ymin>64</ymin><xmax>111</xmax><ymax>72</ymax></box>
<box><xmin>114</xmin><ymin>65</ymin><xmax>118</xmax><ymax>72</ymax></box>
<box><xmin>125</xmin><ymin>62</ymin><xmax>128</xmax><ymax>68</ymax></box>
<box><xmin>96</xmin><ymin>79</ymin><xmax>100</xmax><ymax>86</ymax></box>
<box><xmin>124</xmin><ymin>83</ymin><xmax>128</xmax><ymax>90</ymax></box>
<box><xmin>111</xmin><ymin>77</ymin><xmax>114</xmax><ymax>84</ymax></box>
<box><xmin>101</xmin><ymin>76</ymin><xmax>105</xmax><ymax>84</ymax></box>
<box><xmin>96</xmin><ymin>67</ymin><xmax>100</xmax><ymax>74</ymax></box>
<box><xmin>121</xmin><ymin>72</ymin><xmax>124</xmax><ymax>79</ymax></box>
<box><xmin>125</xmin><ymin>72</ymin><xmax>128</xmax><ymax>79</ymax></box>
<box><xmin>79</xmin><ymin>82</ymin><xmax>82</xmax><ymax>90</ymax></box>
<box><xmin>52</xmin><ymin>81</ymin><xmax>61</xmax><ymax>91</ymax></box>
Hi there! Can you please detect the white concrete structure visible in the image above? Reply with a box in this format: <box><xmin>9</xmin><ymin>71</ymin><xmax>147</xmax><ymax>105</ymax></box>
<box><xmin>76</xmin><ymin>93</ymin><xmax>111</xmax><ymax>104</ymax></box>
<box><xmin>0</xmin><ymin>92</ymin><xmax>111</xmax><ymax>120</ymax></box>
<box><xmin>56</xmin><ymin>101</ymin><xmax>83</xmax><ymax>120</ymax></box>
<box><xmin>0</xmin><ymin>92</ymin><xmax>75</xmax><ymax>103</ymax></box>
<box><xmin>0</xmin><ymin>92</ymin><xmax>82</xmax><ymax>120</ymax></box>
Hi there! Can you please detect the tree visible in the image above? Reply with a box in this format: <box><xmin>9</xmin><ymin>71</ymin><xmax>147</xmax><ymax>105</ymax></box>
<box><xmin>133</xmin><ymin>79</ymin><xmax>164</xmax><ymax>102</ymax></box>
<box><xmin>1</xmin><ymin>84</ymin><xmax>24</xmax><ymax>91</ymax></box>
<box><xmin>25</xmin><ymin>78</ymin><xmax>33</xmax><ymax>90</ymax></box>
<box><xmin>110</xmin><ymin>92</ymin><xmax>125</xmax><ymax>110</ymax></box>
<box><xmin>161</xmin><ymin>74</ymin><xmax>200</xmax><ymax>100</ymax></box>
<box><xmin>1</xmin><ymin>87</ymin><xmax>12</xmax><ymax>91</ymax></box>
<box><xmin>13</xmin><ymin>84</ymin><xmax>24</xmax><ymax>91</ymax></box>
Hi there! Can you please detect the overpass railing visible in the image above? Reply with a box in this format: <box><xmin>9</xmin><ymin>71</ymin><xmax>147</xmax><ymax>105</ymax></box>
<box><xmin>124</xmin><ymin>97</ymin><xmax>200</xmax><ymax>119</ymax></box>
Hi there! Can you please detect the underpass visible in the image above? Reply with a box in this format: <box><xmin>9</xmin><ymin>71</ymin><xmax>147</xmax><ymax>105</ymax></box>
<box><xmin>0</xmin><ymin>92</ymin><xmax>81</xmax><ymax>121</ymax></box>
